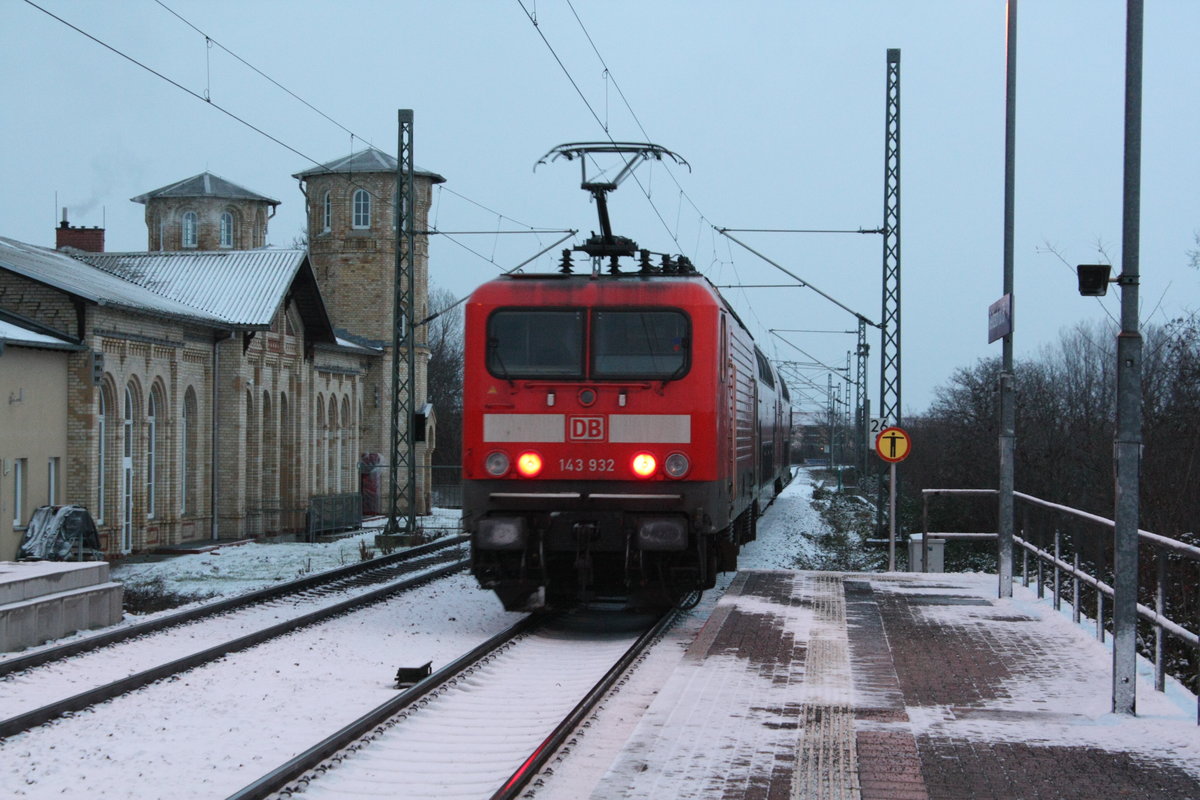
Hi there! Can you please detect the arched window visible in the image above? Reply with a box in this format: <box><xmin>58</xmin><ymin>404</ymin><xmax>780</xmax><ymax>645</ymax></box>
<box><xmin>182</xmin><ymin>211</ymin><xmax>198</xmax><ymax>248</ymax></box>
<box><xmin>328</xmin><ymin>396</ymin><xmax>339</xmax><ymax>492</ymax></box>
<box><xmin>315</xmin><ymin>397</ymin><xmax>325</xmax><ymax>493</ymax></box>
<box><xmin>122</xmin><ymin>384</ymin><xmax>136</xmax><ymax>552</ymax></box>
<box><xmin>341</xmin><ymin>395</ymin><xmax>353</xmax><ymax>494</ymax></box>
<box><xmin>352</xmin><ymin>189</ymin><xmax>371</xmax><ymax>229</ymax></box>
<box><xmin>182</xmin><ymin>388</ymin><xmax>197</xmax><ymax>515</ymax></box>
<box><xmin>147</xmin><ymin>388</ymin><xmax>158</xmax><ymax>519</ymax></box>
<box><xmin>321</xmin><ymin>191</ymin><xmax>332</xmax><ymax>232</ymax></box>
<box><xmin>220</xmin><ymin>211</ymin><xmax>234</xmax><ymax>248</ymax></box>
<box><xmin>97</xmin><ymin>388</ymin><xmax>107</xmax><ymax>523</ymax></box>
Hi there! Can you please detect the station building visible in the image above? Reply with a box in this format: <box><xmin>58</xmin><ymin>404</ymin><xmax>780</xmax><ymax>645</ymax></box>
<box><xmin>0</xmin><ymin>150</ymin><xmax>444</xmax><ymax>561</ymax></box>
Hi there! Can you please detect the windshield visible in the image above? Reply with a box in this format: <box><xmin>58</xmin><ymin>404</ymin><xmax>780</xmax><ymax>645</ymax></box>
<box><xmin>486</xmin><ymin>309</ymin><xmax>585</xmax><ymax>379</ymax></box>
<box><xmin>592</xmin><ymin>310</ymin><xmax>689</xmax><ymax>380</ymax></box>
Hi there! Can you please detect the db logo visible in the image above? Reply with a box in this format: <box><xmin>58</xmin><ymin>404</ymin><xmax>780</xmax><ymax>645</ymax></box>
<box><xmin>568</xmin><ymin>416</ymin><xmax>605</xmax><ymax>441</ymax></box>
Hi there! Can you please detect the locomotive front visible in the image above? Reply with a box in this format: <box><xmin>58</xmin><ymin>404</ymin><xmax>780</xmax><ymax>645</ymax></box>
<box><xmin>462</xmin><ymin>274</ymin><xmax>731</xmax><ymax>610</ymax></box>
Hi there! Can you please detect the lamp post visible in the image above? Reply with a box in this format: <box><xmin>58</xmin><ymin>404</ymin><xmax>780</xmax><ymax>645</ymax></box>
<box><xmin>1074</xmin><ymin>1</ymin><xmax>1142</xmax><ymax>717</ymax></box>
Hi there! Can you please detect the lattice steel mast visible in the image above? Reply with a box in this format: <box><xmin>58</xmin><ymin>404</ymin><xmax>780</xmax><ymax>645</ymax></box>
<box><xmin>877</xmin><ymin>49</ymin><xmax>902</xmax><ymax>534</ymax></box>
<box><xmin>385</xmin><ymin>109</ymin><xmax>418</xmax><ymax>536</ymax></box>
<box><xmin>880</xmin><ymin>50</ymin><xmax>902</xmax><ymax>431</ymax></box>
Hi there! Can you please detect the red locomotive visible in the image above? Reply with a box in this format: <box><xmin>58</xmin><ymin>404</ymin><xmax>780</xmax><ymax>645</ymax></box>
<box><xmin>462</xmin><ymin>143</ymin><xmax>791</xmax><ymax>610</ymax></box>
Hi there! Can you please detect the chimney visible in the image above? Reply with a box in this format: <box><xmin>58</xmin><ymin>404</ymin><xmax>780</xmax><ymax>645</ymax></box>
<box><xmin>56</xmin><ymin>208</ymin><xmax>106</xmax><ymax>253</ymax></box>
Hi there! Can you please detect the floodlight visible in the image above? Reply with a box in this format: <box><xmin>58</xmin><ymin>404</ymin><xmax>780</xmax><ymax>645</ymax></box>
<box><xmin>1076</xmin><ymin>264</ymin><xmax>1113</xmax><ymax>297</ymax></box>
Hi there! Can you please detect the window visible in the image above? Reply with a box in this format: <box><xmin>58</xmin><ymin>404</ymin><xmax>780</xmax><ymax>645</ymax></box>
<box><xmin>321</xmin><ymin>191</ymin><xmax>332</xmax><ymax>232</ymax></box>
<box><xmin>754</xmin><ymin>348</ymin><xmax>775</xmax><ymax>388</ymax></box>
<box><xmin>97</xmin><ymin>389</ymin><xmax>107</xmax><ymax>523</ymax></box>
<box><xmin>182</xmin><ymin>211</ymin><xmax>198</xmax><ymax>248</ymax></box>
<box><xmin>351</xmin><ymin>189</ymin><xmax>371</xmax><ymax>229</ymax></box>
<box><xmin>487</xmin><ymin>310</ymin><xmax>584</xmax><ymax>380</ymax></box>
<box><xmin>593</xmin><ymin>310</ymin><xmax>689</xmax><ymax>380</ymax></box>
<box><xmin>47</xmin><ymin>457</ymin><xmax>60</xmax><ymax>506</ymax></box>
<box><xmin>12</xmin><ymin>458</ymin><xmax>27</xmax><ymax>527</ymax></box>
<box><xmin>181</xmin><ymin>390</ymin><xmax>192</xmax><ymax>514</ymax></box>
<box><xmin>122</xmin><ymin>385</ymin><xmax>134</xmax><ymax>553</ymax></box>
<box><xmin>220</xmin><ymin>212</ymin><xmax>234</xmax><ymax>248</ymax></box>
<box><xmin>147</xmin><ymin>389</ymin><xmax>158</xmax><ymax>518</ymax></box>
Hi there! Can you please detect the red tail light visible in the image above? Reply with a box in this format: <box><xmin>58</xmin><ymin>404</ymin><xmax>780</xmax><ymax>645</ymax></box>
<box><xmin>516</xmin><ymin>451</ymin><xmax>543</xmax><ymax>478</ymax></box>
<box><xmin>631</xmin><ymin>452</ymin><xmax>657</xmax><ymax>478</ymax></box>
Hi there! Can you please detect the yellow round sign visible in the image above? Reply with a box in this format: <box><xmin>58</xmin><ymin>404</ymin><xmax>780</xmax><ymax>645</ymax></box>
<box><xmin>875</xmin><ymin>426</ymin><xmax>911</xmax><ymax>463</ymax></box>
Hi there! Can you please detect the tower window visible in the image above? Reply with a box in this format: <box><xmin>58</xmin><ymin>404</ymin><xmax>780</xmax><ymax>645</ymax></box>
<box><xmin>220</xmin><ymin>212</ymin><xmax>234</xmax><ymax>248</ymax></box>
<box><xmin>182</xmin><ymin>211</ymin><xmax>198</xmax><ymax>248</ymax></box>
<box><xmin>322</xmin><ymin>191</ymin><xmax>332</xmax><ymax>232</ymax></box>
<box><xmin>352</xmin><ymin>189</ymin><xmax>371</xmax><ymax>229</ymax></box>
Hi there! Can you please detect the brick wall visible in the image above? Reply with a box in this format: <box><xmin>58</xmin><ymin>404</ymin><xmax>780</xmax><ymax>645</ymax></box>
<box><xmin>142</xmin><ymin>196</ymin><xmax>273</xmax><ymax>251</ymax></box>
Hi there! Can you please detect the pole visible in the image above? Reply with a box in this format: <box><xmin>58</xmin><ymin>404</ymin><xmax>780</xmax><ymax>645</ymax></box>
<box><xmin>1112</xmin><ymin>0</ymin><xmax>1143</xmax><ymax>717</ymax></box>
<box><xmin>385</xmin><ymin>109</ymin><xmax>418</xmax><ymax>537</ymax></box>
<box><xmin>888</xmin><ymin>461</ymin><xmax>897</xmax><ymax>571</ymax></box>
<box><xmin>878</xmin><ymin>49</ymin><xmax>902</xmax><ymax>538</ymax></box>
<box><xmin>997</xmin><ymin>0</ymin><xmax>1018</xmax><ymax>598</ymax></box>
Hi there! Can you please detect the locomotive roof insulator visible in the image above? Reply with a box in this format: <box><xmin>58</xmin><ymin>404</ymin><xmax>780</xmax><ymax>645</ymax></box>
<box><xmin>608</xmin><ymin>254</ymin><xmax>621</xmax><ymax>275</ymax></box>
<box><xmin>661</xmin><ymin>254</ymin><xmax>675</xmax><ymax>275</ymax></box>
<box><xmin>559</xmin><ymin>249</ymin><xmax>573</xmax><ymax>274</ymax></box>
<box><xmin>639</xmin><ymin>249</ymin><xmax>653</xmax><ymax>275</ymax></box>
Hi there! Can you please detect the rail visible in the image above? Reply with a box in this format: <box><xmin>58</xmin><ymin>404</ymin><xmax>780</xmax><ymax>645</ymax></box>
<box><xmin>921</xmin><ymin>487</ymin><xmax>1199</xmax><ymax>723</ymax></box>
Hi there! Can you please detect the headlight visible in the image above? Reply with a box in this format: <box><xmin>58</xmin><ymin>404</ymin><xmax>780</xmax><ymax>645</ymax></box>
<box><xmin>664</xmin><ymin>452</ymin><xmax>690</xmax><ymax>479</ymax></box>
<box><xmin>485</xmin><ymin>451</ymin><xmax>510</xmax><ymax>476</ymax></box>
<box><xmin>477</xmin><ymin>517</ymin><xmax>527</xmax><ymax>550</ymax></box>
<box><xmin>516</xmin><ymin>451</ymin><xmax>543</xmax><ymax>477</ymax></box>
<box><xmin>637</xmin><ymin>517</ymin><xmax>687</xmax><ymax>551</ymax></box>
<box><xmin>631</xmin><ymin>452</ymin><xmax>657</xmax><ymax>478</ymax></box>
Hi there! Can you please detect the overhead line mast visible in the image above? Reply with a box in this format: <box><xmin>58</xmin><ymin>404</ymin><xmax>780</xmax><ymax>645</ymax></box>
<box><xmin>877</xmin><ymin>49</ymin><xmax>902</xmax><ymax>541</ymax></box>
<box><xmin>384</xmin><ymin>109</ymin><xmax>418</xmax><ymax>537</ymax></box>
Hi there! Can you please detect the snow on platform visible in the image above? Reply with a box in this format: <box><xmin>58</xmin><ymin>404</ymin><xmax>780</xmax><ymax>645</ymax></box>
<box><xmin>545</xmin><ymin>570</ymin><xmax>1200</xmax><ymax>800</ymax></box>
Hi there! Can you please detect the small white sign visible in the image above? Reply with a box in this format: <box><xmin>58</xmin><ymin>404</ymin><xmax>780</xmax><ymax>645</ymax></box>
<box><xmin>868</xmin><ymin>417</ymin><xmax>886</xmax><ymax>450</ymax></box>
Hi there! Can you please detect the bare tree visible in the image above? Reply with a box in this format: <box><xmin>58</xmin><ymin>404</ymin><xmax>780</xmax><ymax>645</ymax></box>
<box><xmin>424</xmin><ymin>286</ymin><xmax>464</xmax><ymax>467</ymax></box>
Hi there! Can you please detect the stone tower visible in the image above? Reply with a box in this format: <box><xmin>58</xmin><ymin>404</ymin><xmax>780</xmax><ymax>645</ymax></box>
<box><xmin>293</xmin><ymin>148</ymin><xmax>446</xmax><ymax>502</ymax></box>
<box><xmin>131</xmin><ymin>172</ymin><xmax>280</xmax><ymax>251</ymax></box>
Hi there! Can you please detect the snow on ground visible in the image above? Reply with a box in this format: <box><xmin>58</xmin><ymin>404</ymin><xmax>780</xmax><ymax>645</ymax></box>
<box><xmin>0</xmin><ymin>572</ymin><xmax>525</xmax><ymax>799</ymax></box>
<box><xmin>109</xmin><ymin>506</ymin><xmax>463</xmax><ymax>602</ymax></box>
<box><xmin>738</xmin><ymin>468</ymin><xmax>829</xmax><ymax>570</ymax></box>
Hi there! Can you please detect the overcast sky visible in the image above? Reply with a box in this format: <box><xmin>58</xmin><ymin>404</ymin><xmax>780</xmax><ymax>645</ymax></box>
<box><xmin>2</xmin><ymin>1</ymin><xmax>1197</xmax><ymax>415</ymax></box>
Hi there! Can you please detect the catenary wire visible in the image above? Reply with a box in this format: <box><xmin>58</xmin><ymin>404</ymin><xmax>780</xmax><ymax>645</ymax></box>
<box><xmin>24</xmin><ymin>0</ymin><xmax>565</xmax><ymax>274</ymax></box>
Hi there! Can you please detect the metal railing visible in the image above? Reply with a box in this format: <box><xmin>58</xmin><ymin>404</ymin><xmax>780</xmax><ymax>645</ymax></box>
<box><xmin>306</xmin><ymin>492</ymin><xmax>362</xmax><ymax>540</ymax></box>
<box><xmin>922</xmin><ymin>487</ymin><xmax>1200</xmax><ymax>722</ymax></box>
<box><xmin>431</xmin><ymin>465</ymin><xmax>463</xmax><ymax>510</ymax></box>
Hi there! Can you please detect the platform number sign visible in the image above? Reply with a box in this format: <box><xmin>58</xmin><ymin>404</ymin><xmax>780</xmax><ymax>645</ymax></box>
<box><xmin>874</xmin><ymin>426</ymin><xmax>911</xmax><ymax>463</ymax></box>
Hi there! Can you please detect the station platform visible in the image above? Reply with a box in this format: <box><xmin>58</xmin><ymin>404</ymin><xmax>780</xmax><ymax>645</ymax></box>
<box><xmin>588</xmin><ymin>571</ymin><xmax>1200</xmax><ymax>800</ymax></box>
<box><xmin>0</xmin><ymin>561</ymin><xmax>122</xmax><ymax>652</ymax></box>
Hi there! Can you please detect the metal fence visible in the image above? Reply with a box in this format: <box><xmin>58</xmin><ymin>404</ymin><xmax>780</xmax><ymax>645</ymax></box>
<box><xmin>306</xmin><ymin>492</ymin><xmax>362</xmax><ymax>540</ymax></box>
<box><xmin>922</xmin><ymin>487</ymin><xmax>1199</xmax><ymax>722</ymax></box>
<box><xmin>431</xmin><ymin>465</ymin><xmax>463</xmax><ymax>510</ymax></box>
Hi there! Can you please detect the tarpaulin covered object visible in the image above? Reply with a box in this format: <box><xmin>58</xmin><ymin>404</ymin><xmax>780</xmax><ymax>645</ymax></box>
<box><xmin>17</xmin><ymin>505</ymin><xmax>102</xmax><ymax>561</ymax></box>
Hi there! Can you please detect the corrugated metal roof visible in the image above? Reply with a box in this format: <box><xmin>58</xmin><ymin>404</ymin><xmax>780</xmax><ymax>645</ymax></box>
<box><xmin>77</xmin><ymin>249</ymin><xmax>308</xmax><ymax>327</ymax></box>
<box><xmin>0</xmin><ymin>237</ymin><xmax>229</xmax><ymax>325</ymax></box>
<box><xmin>292</xmin><ymin>147</ymin><xmax>446</xmax><ymax>183</ymax></box>
<box><xmin>130</xmin><ymin>171</ymin><xmax>280</xmax><ymax>205</ymax></box>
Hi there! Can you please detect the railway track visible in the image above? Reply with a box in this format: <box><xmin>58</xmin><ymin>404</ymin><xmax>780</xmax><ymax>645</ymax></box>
<box><xmin>0</xmin><ymin>534</ymin><xmax>468</xmax><ymax>678</ymax></box>
<box><xmin>226</xmin><ymin>608</ymin><xmax>677</xmax><ymax>800</ymax></box>
<box><xmin>0</xmin><ymin>536</ymin><xmax>469</xmax><ymax>738</ymax></box>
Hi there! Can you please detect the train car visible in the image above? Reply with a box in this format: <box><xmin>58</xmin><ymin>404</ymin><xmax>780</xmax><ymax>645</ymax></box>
<box><xmin>462</xmin><ymin>263</ymin><xmax>792</xmax><ymax>611</ymax></box>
